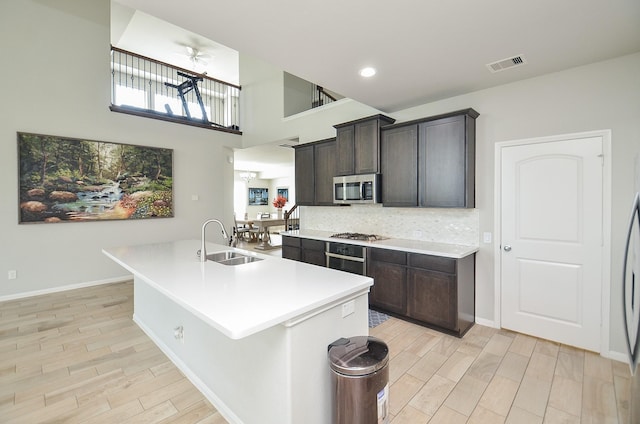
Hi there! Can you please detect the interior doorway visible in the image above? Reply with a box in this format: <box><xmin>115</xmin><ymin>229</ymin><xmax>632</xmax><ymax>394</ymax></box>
<box><xmin>494</xmin><ymin>130</ymin><xmax>611</xmax><ymax>352</ymax></box>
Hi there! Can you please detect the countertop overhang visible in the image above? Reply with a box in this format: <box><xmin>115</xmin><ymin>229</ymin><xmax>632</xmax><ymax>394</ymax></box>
<box><xmin>281</xmin><ymin>229</ymin><xmax>478</xmax><ymax>258</ymax></box>
<box><xmin>102</xmin><ymin>240</ymin><xmax>373</xmax><ymax>340</ymax></box>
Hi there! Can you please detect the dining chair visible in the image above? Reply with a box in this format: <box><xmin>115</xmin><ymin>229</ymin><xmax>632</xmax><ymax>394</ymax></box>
<box><xmin>233</xmin><ymin>213</ymin><xmax>250</xmax><ymax>240</ymax></box>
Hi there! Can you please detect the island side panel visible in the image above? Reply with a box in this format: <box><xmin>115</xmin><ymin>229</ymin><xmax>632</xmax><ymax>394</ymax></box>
<box><xmin>133</xmin><ymin>277</ymin><xmax>291</xmax><ymax>424</ymax></box>
<box><xmin>286</xmin><ymin>291</ymin><xmax>370</xmax><ymax>424</ymax></box>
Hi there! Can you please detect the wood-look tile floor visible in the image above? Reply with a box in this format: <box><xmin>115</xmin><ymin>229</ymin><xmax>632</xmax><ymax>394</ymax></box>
<box><xmin>0</xmin><ymin>281</ymin><xmax>631</xmax><ymax>423</ymax></box>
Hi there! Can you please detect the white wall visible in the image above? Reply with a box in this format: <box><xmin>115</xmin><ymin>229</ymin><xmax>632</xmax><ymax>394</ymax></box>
<box><xmin>0</xmin><ymin>0</ymin><xmax>240</xmax><ymax>298</ymax></box>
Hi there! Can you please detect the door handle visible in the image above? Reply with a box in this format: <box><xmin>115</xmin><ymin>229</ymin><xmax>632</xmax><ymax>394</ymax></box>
<box><xmin>503</xmin><ymin>245</ymin><xmax>512</xmax><ymax>252</ymax></box>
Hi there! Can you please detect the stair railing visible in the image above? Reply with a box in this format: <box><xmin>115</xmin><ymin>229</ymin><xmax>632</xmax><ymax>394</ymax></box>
<box><xmin>284</xmin><ymin>204</ymin><xmax>300</xmax><ymax>231</ymax></box>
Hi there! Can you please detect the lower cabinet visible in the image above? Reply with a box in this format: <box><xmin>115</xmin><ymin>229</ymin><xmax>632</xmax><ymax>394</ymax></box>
<box><xmin>284</xmin><ymin>237</ymin><xmax>476</xmax><ymax>337</ymax></box>
<box><xmin>282</xmin><ymin>236</ymin><xmax>301</xmax><ymax>261</ymax></box>
<box><xmin>301</xmin><ymin>238</ymin><xmax>326</xmax><ymax>266</ymax></box>
<box><xmin>368</xmin><ymin>247</ymin><xmax>475</xmax><ymax>337</ymax></box>
<box><xmin>367</xmin><ymin>248</ymin><xmax>407</xmax><ymax>314</ymax></box>
<box><xmin>281</xmin><ymin>236</ymin><xmax>326</xmax><ymax>267</ymax></box>
<box><xmin>407</xmin><ymin>268</ymin><xmax>457</xmax><ymax>330</ymax></box>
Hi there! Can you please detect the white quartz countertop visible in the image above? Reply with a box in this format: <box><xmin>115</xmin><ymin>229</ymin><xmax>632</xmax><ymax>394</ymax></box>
<box><xmin>103</xmin><ymin>240</ymin><xmax>373</xmax><ymax>340</ymax></box>
<box><xmin>281</xmin><ymin>230</ymin><xmax>478</xmax><ymax>258</ymax></box>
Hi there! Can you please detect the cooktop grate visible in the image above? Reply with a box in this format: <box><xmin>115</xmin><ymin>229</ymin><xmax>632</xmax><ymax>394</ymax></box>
<box><xmin>330</xmin><ymin>232</ymin><xmax>387</xmax><ymax>241</ymax></box>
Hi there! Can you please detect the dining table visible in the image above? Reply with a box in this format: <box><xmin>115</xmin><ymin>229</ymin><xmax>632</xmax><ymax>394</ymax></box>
<box><xmin>236</xmin><ymin>217</ymin><xmax>286</xmax><ymax>250</ymax></box>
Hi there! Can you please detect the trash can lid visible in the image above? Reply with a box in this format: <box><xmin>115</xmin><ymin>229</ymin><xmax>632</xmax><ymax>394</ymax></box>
<box><xmin>328</xmin><ymin>336</ymin><xmax>389</xmax><ymax>376</ymax></box>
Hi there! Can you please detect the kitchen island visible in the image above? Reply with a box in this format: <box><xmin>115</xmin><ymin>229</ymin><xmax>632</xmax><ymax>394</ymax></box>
<box><xmin>103</xmin><ymin>240</ymin><xmax>373</xmax><ymax>424</ymax></box>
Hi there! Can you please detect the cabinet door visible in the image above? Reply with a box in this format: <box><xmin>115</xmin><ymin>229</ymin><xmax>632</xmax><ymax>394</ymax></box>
<box><xmin>419</xmin><ymin>115</ymin><xmax>470</xmax><ymax>207</ymax></box>
<box><xmin>407</xmin><ymin>268</ymin><xmax>457</xmax><ymax>330</ymax></box>
<box><xmin>281</xmin><ymin>236</ymin><xmax>301</xmax><ymax>261</ymax></box>
<box><xmin>381</xmin><ymin>125</ymin><xmax>418</xmax><ymax>206</ymax></box>
<box><xmin>301</xmin><ymin>239</ymin><xmax>326</xmax><ymax>266</ymax></box>
<box><xmin>335</xmin><ymin>126</ymin><xmax>354</xmax><ymax>176</ymax></box>
<box><xmin>354</xmin><ymin>120</ymin><xmax>379</xmax><ymax>174</ymax></box>
<box><xmin>282</xmin><ymin>246</ymin><xmax>301</xmax><ymax>261</ymax></box>
<box><xmin>294</xmin><ymin>144</ymin><xmax>314</xmax><ymax>206</ymax></box>
<box><xmin>314</xmin><ymin>139</ymin><xmax>337</xmax><ymax>205</ymax></box>
<box><xmin>367</xmin><ymin>249</ymin><xmax>407</xmax><ymax>314</ymax></box>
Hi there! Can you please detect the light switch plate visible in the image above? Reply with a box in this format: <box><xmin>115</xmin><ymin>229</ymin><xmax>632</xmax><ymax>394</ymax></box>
<box><xmin>483</xmin><ymin>232</ymin><xmax>492</xmax><ymax>243</ymax></box>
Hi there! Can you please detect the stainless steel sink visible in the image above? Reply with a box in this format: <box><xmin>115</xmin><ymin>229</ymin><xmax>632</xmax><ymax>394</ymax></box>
<box><xmin>206</xmin><ymin>251</ymin><xmax>263</xmax><ymax>266</ymax></box>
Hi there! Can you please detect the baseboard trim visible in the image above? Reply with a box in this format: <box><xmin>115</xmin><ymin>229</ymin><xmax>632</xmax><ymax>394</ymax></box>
<box><xmin>0</xmin><ymin>275</ymin><xmax>132</xmax><ymax>302</ymax></box>
<box><xmin>475</xmin><ymin>317</ymin><xmax>498</xmax><ymax>328</ymax></box>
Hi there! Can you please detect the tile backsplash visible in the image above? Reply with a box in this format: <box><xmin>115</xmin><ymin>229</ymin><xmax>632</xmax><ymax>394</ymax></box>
<box><xmin>300</xmin><ymin>205</ymin><xmax>479</xmax><ymax>246</ymax></box>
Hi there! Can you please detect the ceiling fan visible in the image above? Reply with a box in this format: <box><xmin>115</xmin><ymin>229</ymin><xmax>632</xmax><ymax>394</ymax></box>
<box><xmin>185</xmin><ymin>45</ymin><xmax>211</xmax><ymax>67</ymax></box>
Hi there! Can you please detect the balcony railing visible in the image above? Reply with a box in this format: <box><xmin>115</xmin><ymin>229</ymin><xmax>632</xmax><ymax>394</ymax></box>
<box><xmin>312</xmin><ymin>85</ymin><xmax>338</xmax><ymax>109</ymax></box>
<box><xmin>110</xmin><ymin>46</ymin><xmax>241</xmax><ymax>133</ymax></box>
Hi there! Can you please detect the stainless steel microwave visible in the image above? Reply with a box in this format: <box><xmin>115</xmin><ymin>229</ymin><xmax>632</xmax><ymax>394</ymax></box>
<box><xmin>333</xmin><ymin>174</ymin><xmax>381</xmax><ymax>204</ymax></box>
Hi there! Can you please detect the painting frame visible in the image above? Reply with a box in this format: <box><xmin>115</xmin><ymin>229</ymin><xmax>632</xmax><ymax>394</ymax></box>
<box><xmin>248</xmin><ymin>187</ymin><xmax>268</xmax><ymax>206</ymax></box>
<box><xmin>18</xmin><ymin>132</ymin><xmax>174</xmax><ymax>224</ymax></box>
<box><xmin>277</xmin><ymin>187</ymin><xmax>289</xmax><ymax>202</ymax></box>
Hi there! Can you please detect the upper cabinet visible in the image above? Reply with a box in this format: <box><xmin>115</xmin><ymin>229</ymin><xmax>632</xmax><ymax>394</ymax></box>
<box><xmin>334</xmin><ymin>114</ymin><xmax>395</xmax><ymax>176</ymax></box>
<box><xmin>293</xmin><ymin>138</ymin><xmax>337</xmax><ymax>206</ymax></box>
<box><xmin>381</xmin><ymin>108</ymin><xmax>479</xmax><ymax>208</ymax></box>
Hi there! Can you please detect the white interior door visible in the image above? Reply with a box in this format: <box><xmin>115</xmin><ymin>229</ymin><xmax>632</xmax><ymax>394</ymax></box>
<box><xmin>500</xmin><ymin>135</ymin><xmax>603</xmax><ymax>352</ymax></box>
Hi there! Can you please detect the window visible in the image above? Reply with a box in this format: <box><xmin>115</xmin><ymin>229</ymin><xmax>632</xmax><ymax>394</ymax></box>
<box><xmin>114</xmin><ymin>86</ymin><xmax>146</xmax><ymax>108</ymax></box>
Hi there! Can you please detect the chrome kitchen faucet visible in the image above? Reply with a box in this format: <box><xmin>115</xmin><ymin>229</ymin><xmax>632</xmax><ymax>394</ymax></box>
<box><xmin>200</xmin><ymin>219</ymin><xmax>229</xmax><ymax>262</ymax></box>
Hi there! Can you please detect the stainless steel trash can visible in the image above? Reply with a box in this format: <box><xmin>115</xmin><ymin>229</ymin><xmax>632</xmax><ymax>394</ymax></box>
<box><xmin>328</xmin><ymin>336</ymin><xmax>390</xmax><ymax>424</ymax></box>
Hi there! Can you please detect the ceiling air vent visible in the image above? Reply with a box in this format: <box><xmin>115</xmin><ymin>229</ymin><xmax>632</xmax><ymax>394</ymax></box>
<box><xmin>486</xmin><ymin>55</ymin><xmax>527</xmax><ymax>73</ymax></box>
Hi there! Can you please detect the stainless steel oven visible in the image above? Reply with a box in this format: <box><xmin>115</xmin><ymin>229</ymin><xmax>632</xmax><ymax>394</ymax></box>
<box><xmin>326</xmin><ymin>242</ymin><xmax>367</xmax><ymax>275</ymax></box>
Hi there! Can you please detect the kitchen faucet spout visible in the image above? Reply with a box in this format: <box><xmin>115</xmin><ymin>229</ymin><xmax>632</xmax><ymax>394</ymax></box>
<box><xmin>200</xmin><ymin>219</ymin><xmax>229</xmax><ymax>262</ymax></box>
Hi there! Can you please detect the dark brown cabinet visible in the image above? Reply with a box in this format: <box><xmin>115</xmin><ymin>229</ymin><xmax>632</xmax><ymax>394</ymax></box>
<box><xmin>380</xmin><ymin>125</ymin><xmax>418</xmax><ymax>207</ymax></box>
<box><xmin>293</xmin><ymin>138</ymin><xmax>337</xmax><ymax>206</ymax></box>
<box><xmin>282</xmin><ymin>235</ymin><xmax>301</xmax><ymax>261</ymax></box>
<box><xmin>368</xmin><ymin>247</ymin><xmax>475</xmax><ymax>337</ymax></box>
<box><xmin>334</xmin><ymin>115</ymin><xmax>395</xmax><ymax>176</ymax></box>
<box><xmin>300</xmin><ymin>238</ymin><xmax>326</xmax><ymax>266</ymax></box>
<box><xmin>381</xmin><ymin>108</ymin><xmax>478</xmax><ymax>208</ymax></box>
<box><xmin>367</xmin><ymin>248</ymin><xmax>407</xmax><ymax>314</ymax></box>
<box><xmin>294</xmin><ymin>144</ymin><xmax>314</xmax><ymax>206</ymax></box>
<box><xmin>281</xmin><ymin>236</ymin><xmax>326</xmax><ymax>266</ymax></box>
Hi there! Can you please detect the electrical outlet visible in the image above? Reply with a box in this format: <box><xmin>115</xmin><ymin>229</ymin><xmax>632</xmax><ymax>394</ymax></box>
<box><xmin>341</xmin><ymin>300</ymin><xmax>355</xmax><ymax>318</ymax></box>
<box><xmin>412</xmin><ymin>230</ymin><xmax>423</xmax><ymax>238</ymax></box>
<box><xmin>174</xmin><ymin>325</ymin><xmax>184</xmax><ymax>343</ymax></box>
<box><xmin>8</xmin><ymin>270</ymin><xmax>17</xmax><ymax>280</ymax></box>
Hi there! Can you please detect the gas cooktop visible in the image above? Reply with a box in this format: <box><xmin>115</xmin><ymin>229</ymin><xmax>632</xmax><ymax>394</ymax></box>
<box><xmin>330</xmin><ymin>232</ymin><xmax>387</xmax><ymax>241</ymax></box>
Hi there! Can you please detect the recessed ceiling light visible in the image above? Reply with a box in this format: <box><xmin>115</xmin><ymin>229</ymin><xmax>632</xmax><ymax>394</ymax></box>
<box><xmin>359</xmin><ymin>67</ymin><xmax>376</xmax><ymax>78</ymax></box>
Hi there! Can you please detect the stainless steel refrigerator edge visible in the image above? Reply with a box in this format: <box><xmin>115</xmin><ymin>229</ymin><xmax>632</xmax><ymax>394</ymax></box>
<box><xmin>623</xmin><ymin>153</ymin><xmax>640</xmax><ymax>423</ymax></box>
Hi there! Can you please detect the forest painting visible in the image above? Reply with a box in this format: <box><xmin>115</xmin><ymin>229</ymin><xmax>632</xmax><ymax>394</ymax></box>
<box><xmin>18</xmin><ymin>132</ymin><xmax>173</xmax><ymax>223</ymax></box>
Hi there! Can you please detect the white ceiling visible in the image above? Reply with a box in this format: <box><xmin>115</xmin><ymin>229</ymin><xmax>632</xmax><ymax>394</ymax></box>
<box><xmin>233</xmin><ymin>141</ymin><xmax>296</xmax><ymax>180</ymax></box>
<box><xmin>111</xmin><ymin>0</ymin><xmax>640</xmax><ymax>176</ymax></box>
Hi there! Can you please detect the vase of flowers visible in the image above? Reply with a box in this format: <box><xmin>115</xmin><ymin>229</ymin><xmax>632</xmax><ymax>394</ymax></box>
<box><xmin>273</xmin><ymin>195</ymin><xmax>286</xmax><ymax>218</ymax></box>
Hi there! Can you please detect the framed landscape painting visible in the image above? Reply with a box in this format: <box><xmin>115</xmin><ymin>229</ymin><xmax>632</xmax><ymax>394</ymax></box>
<box><xmin>18</xmin><ymin>132</ymin><xmax>173</xmax><ymax>223</ymax></box>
